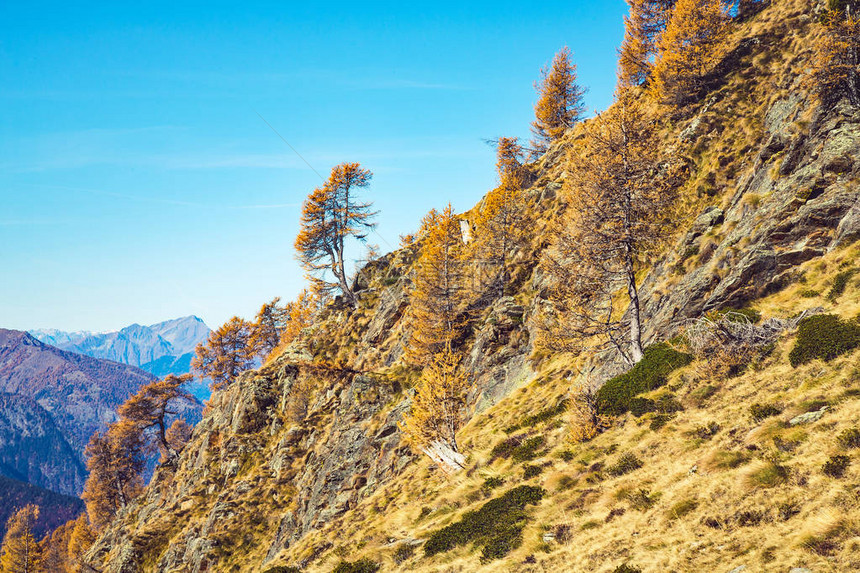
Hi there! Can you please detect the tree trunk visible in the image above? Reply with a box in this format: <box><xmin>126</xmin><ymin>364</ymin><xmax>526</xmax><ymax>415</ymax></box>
<box><xmin>625</xmin><ymin>249</ymin><xmax>644</xmax><ymax>363</ymax></box>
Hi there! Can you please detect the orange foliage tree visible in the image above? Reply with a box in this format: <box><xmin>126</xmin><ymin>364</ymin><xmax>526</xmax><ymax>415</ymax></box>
<box><xmin>541</xmin><ymin>89</ymin><xmax>676</xmax><ymax>365</ymax></box>
<box><xmin>811</xmin><ymin>3</ymin><xmax>860</xmax><ymax>105</ymax></box>
<box><xmin>0</xmin><ymin>504</ymin><xmax>41</xmax><ymax>573</ymax></box>
<box><xmin>294</xmin><ymin>162</ymin><xmax>377</xmax><ymax>306</ymax></box>
<box><xmin>249</xmin><ymin>297</ymin><xmax>288</xmax><ymax>360</ymax></box>
<box><xmin>407</xmin><ymin>205</ymin><xmax>468</xmax><ymax>365</ymax></box>
<box><xmin>192</xmin><ymin>316</ymin><xmax>255</xmax><ymax>390</ymax></box>
<box><xmin>617</xmin><ymin>0</ymin><xmax>677</xmax><ymax>87</ymax></box>
<box><xmin>399</xmin><ymin>344</ymin><xmax>471</xmax><ymax>456</ymax></box>
<box><xmin>531</xmin><ymin>47</ymin><xmax>587</xmax><ymax>152</ymax></box>
<box><xmin>472</xmin><ymin>137</ymin><xmax>528</xmax><ymax>295</ymax></box>
<box><xmin>117</xmin><ymin>374</ymin><xmax>194</xmax><ymax>462</ymax></box>
<box><xmin>651</xmin><ymin>0</ymin><xmax>729</xmax><ymax>104</ymax></box>
<box><xmin>81</xmin><ymin>420</ymin><xmax>146</xmax><ymax>531</ymax></box>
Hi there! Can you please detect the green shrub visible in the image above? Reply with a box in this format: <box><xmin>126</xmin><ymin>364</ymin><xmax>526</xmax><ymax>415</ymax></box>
<box><xmin>504</xmin><ymin>399</ymin><xmax>569</xmax><ymax>433</ymax></box>
<box><xmin>597</xmin><ymin>343</ymin><xmax>693</xmax><ymax>415</ymax></box>
<box><xmin>490</xmin><ymin>435</ymin><xmax>545</xmax><ymax>462</ymax></box>
<box><xmin>332</xmin><ymin>559</ymin><xmax>379</xmax><ymax>573</ymax></box>
<box><xmin>626</xmin><ymin>489</ymin><xmax>657</xmax><ymax>511</ymax></box>
<box><xmin>263</xmin><ymin>567</ymin><xmax>301</xmax><ymax>573</ymax></box>
<box><xmin>799</xmin><ymin>288</ymin><xmax>819</xmax><ymax>298</ymax></box>
<box><xmin>523</xmin><ymin>464</ymin><xmax>543</xmax><ymax>479</ymax></box>
<box><xmin>822</xmin><ymin>455</ymin><xmax>851</xmax><ymax>478</ymax></box>
<box><xmin>393</xmin><ymin>544</ymin><xmax>415</xmax><ymax>564</ymax></box>
<box><xmin>423</xmin><ymin>485</ymin><xmax>545</xmax><ymax>560</ymax></box>
<box><xmin>607</xmin><ymin>452</ymin><xmax>644</xmax><ymax>477</ymax></box>
<box><xmin>789</xmin><ymin>314</ymin><xmax>860</xmax><ymax>367</ymax></box>
<box><xmin>613</xmin><ymin>565</ymin><xmax>643</xmax><ymax>573</ymax></box>
<box><xmin>628</xmin><ymin>397</ymin><xmax>656</xmax><ymax>417</ymax></box>
<box><xmin>747</xmin><ymin>461</ymin><xmax>789</xmax><ymax>488</ymax></box>
<box><xmin>689</xmin><ymin>384</ymin><xmax>718</xmax><ymax>406</ymax></box>
<box><xmin>483</xmin><ymin>476</ymin><xmax>505</xmax><ymax>490</ymax></box>
<box><xmin>749</xmin><ymin>402</ymin><xmax>782</xmax><ymax>422</ymax></box>
<box><xmin>667</xmin><ymin>499</ymin><xmax>698</xmax><ymax>519</ymax></box>
<box><xmin>837</xmin><ymin>428</ymin><xmax>860</xmax><ymax>449</ymax></box>
<box><xmin>649</xmin><ymin>413</ymin><xmax>674</xmax><ymax>430</ymax></box>
<box><xmin>693</xmin><ymin>422</ymin><xmax>721</xmax><ymax>440</ymax></box>
<box><xmin>827</xmin><ymin>268</ymin><xmax>856</xmax><ymax>301</ymax></box>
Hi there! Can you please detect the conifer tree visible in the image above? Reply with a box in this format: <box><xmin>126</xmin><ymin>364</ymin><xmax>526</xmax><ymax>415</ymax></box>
<box><xmin>0</xmin><ymin>505</ymin><xmax>41</xmax><ymax>573</ymax></box>
<box><xmin>38</xmin><ymin>518</ymin><xmax>73</xmax><ymax>573</ymax></box>
<box><xmin>407</xmin><ymin>205</ymin><xmax>468</xmax><ymax>365</ymax></box>
<box><xmin>81</xmin><ymin>420</ymin><xmax>146</xmax><ymax>531</ymax></box>
<box><xmin>617</xmin><ymin>1</ymin><xmax>677</xmax><ymax>87</ymax></box>
<box><xmin>651</xmin><ymin>0</ymin><xmax>729</xmax><ymax>104</ymax></box>
<box><xmin>192</xmin><ymin>316</ymin><xmax>255</xmax><ymax>390</ymax></box>
<box><xmin>541</xmin><ymin>88</ymin><xmax>676</xmax><ymax>365</ymax></box>
<box><xmin>294</xmin><ymin>162</ymin><xmax>377</xmax><ymax>306</ymax></box>
<box><xmin>473</xmin><ymin>137</ymin><xmax>528</xmax><ymax>295</ymax></box>
<box><xmin>66</xmin><ymin>514</ymin><xmax>95</xmax><ymax>573</ymax></box>
<box><xmin>811</xmin><ymin>4</ymin><xmax>860</xmax><ymax>105</ymax></box>
<box><xmin>399</xmin><ymin>344</ymin><xmax>470</xmax><ymax>456</ymax></box>
<box><xmin>117</xmin><ymin>374</ymin><xmax>194</xmax><ymax>461</ymax></box>
<box><xmin>531</xmin><ymin>47</ymin><xmax>587</xmax><ymax>152</ymax></box>
<box><xmin>249</xmin><ymin>297</ymin><xmax>288</xmax><ymax>360</ymax></box>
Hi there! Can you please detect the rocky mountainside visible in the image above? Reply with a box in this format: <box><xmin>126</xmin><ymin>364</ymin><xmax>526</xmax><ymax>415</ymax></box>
<box><xmin>85</xmin><ymin>1</ymin><xmax>860</xmax><ymax>571</ymax></box>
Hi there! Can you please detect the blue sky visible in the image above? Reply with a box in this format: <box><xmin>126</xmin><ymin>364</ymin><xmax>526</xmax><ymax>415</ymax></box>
<box><xmin>1</xmin><ymin>0</ymin><xmax>628</xmax><ymax>332</ymax></box>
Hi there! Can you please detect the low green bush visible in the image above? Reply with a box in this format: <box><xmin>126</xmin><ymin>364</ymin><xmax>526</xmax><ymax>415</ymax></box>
<box><xmin>596</xmin><ymin>343</ymin><xmax>693</xmax><ymax>415</ymax></box>
<box><xmin>613</xmin><ymin>565</ymin><xmax>643</xmax><ymax>573</ymax></box>
<box><xmin>490</xmin><ymin>435</ymin><xmax>546</xmax><ymax>462</ymax></box>
<box><xmin>483</xmin><ymin>476</ymin><xmax>505</xmax><ymax>490</ymax></box>
<box><xmin>423</xmin><ymin>485</ymin><xmax>545</xmax><ymax>561</ymax></box>
<box><xmin>263</xmin><ymin>567</ymin><xmax>301</xmax><ymax>573</ymax></box>
<box><xmin>523</xmin><ymin>464</ymin><xmax>543</xmax><ymax>479</ymax></box>
<box><xmin>393</xmin><ymin>544</ymin><xmax>415</xmax><ymax>564</ymax></box>
<box><xmin>749</xmin><ymin>402</ymin><xmax>782</xmax><ymax>422</ymax></box>
<box><xmin>607</xmin><ymin>452</ymin><xmax>643</xmax><ymax>477</ymax></box>
<box><xmin>837</xmin><ymin>428</ymin><xmax>860</xmax><ymax>449</ymax></box>
<box><xmin>827</xmin><ymin>268</ymin><xmax>856</xmax><ymax>301</ymax></box>
<box><xmin>822</xmin><ymin>455</ymin><xmax>851</xmax><ymax>478</ymax></box>
<box><xmin>649</xmin><ymin>413</ymin><xmax>674</xmax><ymax>430</ymax></box>
<box><xmin>789</xmin><ymin>314</ymin><xmax>860</xmax><ymax>367</ymax></box>
<box><xmin>332</xmin><ymin>559</ymin><xmax>379</xmax><ymax>573</ymax></box>
<box><xmin>504</xmin><ymin>399</ymin><xmax>569</xmax><ymax>433</ymax></box>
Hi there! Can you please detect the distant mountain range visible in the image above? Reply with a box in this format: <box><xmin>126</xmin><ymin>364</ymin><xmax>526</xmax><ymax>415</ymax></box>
<box><xmin>0</xmin><ymin>329</ymin><xmax>203</xmax><ymax>496</ymax></box>
<box><xmin>0</xmin><ymin>475</ymin><xmax>85</xmax><ymax>539</ymax></box>
<box><xmin>31</xmin><ymin>316</ymin><xmax>212</xmax><ymax>400</ymax></box>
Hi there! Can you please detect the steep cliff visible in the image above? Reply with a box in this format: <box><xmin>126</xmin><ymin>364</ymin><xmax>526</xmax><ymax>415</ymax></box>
<box><xmin>87</xmin><ymin>1</ymin><xmax>860</xmax><ymax>571</ymax></box>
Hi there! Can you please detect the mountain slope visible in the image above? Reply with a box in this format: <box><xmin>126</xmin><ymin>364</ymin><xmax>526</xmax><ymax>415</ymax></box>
<box><xmin>84</xmin><ymin>1</ymin><xmax>860</xmax><ymax>571</ymax></box>
<box><xmin>0</xmin><ymin>393</ymin><xmax>86</xmax><ymax>496</ymax></box>
<box><xmin>0</xmin><ymin>475</ymin><xmax>85</xmax><ymax>540</ymax></box>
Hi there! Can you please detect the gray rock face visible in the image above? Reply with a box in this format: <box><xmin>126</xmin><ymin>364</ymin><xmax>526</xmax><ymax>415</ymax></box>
<box><xmin>789</xmin><ymin>407</ymin><xmax>827</xmax><ymax>426</ymax></box>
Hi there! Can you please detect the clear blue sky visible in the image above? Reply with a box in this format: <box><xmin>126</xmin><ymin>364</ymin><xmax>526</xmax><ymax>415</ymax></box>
<box><xmin>1</xmin><ymin>0</ymin><xmax>628</xmax><ymax>332</ymax></box>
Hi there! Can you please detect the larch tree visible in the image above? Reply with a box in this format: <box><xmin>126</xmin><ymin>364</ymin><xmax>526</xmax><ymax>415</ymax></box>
<box><xmin>399</xmin><ymin>344</ymin><xmax>470</xmax><ymax>470</ymax></box>
<box><xmin>192</xmin><ymin>316</ymin><xmax>255</xmax><ymax>390</ymax></box>
<box><xmin>811</xmin><ymin>2</ymin><xmax>860</xmax><ymax>105</ymax></box>
<box><xmin>540</xmin><ymin>88</ymin><xmax>676</xmax><ymax>365</ymax></box>
<box><xmin>407</xmin><ymin>204</ymin><xmax>468</xmax><ymax>365</ymax></box>
<box><xmin>117</xmin><ymin>374</ymin><xmax>194</xmax><ymax>462</ymax></box>
<box><xmin>531</xmin><ymin>47</ymin><xmax>587</xmax><ymax>152</ymax></box>
<box><xmin>651</xmin><ymin>0</ymin><xmax>729</xmax><ymax>104</ymax></box>
<box><xmin>0</xmin><ymin>505</ymin><xmax>41</xmax><ymax>573</ymax></box>
<box><xmin>81</xmin><ymin>420</ymin><xmax>146</xmax><ymax>531</ymax></box>
<box><xmin>473</xmin><ymin>137</ymin><xmax>528</xmax><ymax>295</ymax></box>
<box><xmin>249</xmin><ymin>297</ymin><xmax>288</xmax><ymax>361</ymax></box>
<box><xmin>617</xmin><ymin>0</ymin><xmax>677</xmax><ymax>87</ymax></box>
<box><xmin>294</xmin><ymin>162</ymin><xmax>377</xmax><ymax>306</ymax></box>
<box><xmin>38</xmin><ymin>518</ymin><xmax>74</xmax><ymax>573</ymax></box>
<box><xmin>65</xmin><ymin>514</ymin><xmax>95</xmax><ymax>573</ymax></box>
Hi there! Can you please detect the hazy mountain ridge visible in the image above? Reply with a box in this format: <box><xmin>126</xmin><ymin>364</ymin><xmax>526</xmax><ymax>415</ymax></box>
<box><xmin>30</xmin><ymin>315</ymin><xmax>211</xmax><ymax>370</ymax></box>
<box><xmin>0</xmin><ymin>475</ymin><xmax>85</xmax><ymax>540</ymax></box>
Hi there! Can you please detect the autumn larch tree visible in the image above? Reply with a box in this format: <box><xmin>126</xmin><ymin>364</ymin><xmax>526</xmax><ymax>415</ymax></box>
<box><xmin>38</xmin><ymin>517</ymin><xmax>73</xmax><ymax>573</ymax></box>
<box><xmin>541</xmin><ymin>88</ymin><xmax>677</xmax><ymax>365</ymax></box>
<box><xmin>192</xmin><ymin>316</ymin><xmax>255</xmax><ymax>390</ymax></box>
<box><xmin>399</xmin><ymin>344</ymin><xmax>470</xmax><ymax>471</ymax></box>
<box><xmin>0</xmin><ymin>504</ymin><xmax>41</xmax><ymax>573</ymax></box>
<box><xmin>117</xmin><ymin>373</ymin><xmax>194</xmax><ymax>462</ymax></box>
<box><xmin>651</xmin><ymin>0</ymin><xmax>729</xmax><ymax>104</ymax></box>
<box><xmin>81</xmin><ymin>420</ymin><xmax>146</xmax><ymax>531</ymax></box>
<box><xmin>617</xmin><ymin>0</ymin><xmax>677</xmax><ymax>87</ymax></box>
<box><xmin>473</xmin><ymin>137</ymin><xmax>528</xmax><ymax>295</ymax></box>
<box><xmin>407</xmin><ymin>204</ymin><xmax>468</xmax><ymax>365</ymax></box>
<box><xmin>811</xmin><ymin>2</ymin><xmax>860</xmax><ymax>105</ymax></box>
<box><xmin>294</xmin><ymin>162</ymin><xmax>377</xmax><ymax>306</ymax></box>
<box><xmin>249</xmin><ymin>297</ymin><xmax>288</xmax><ymax>361</ymax></box>
<box><xmin>531</xmin><ymin>47</ymin><xmax>587</xmax><ymax>152</ymax></box>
